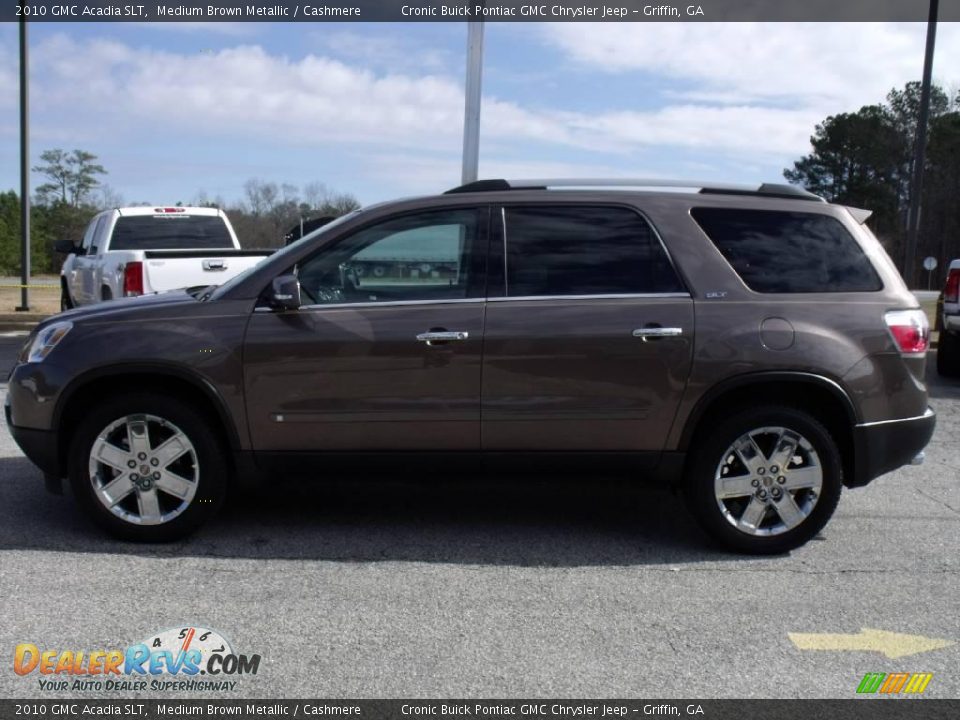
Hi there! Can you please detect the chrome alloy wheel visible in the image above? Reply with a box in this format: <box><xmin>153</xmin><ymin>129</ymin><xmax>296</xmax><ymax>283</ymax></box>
<box><xmin>88</xmin><ymin>414</ymin><xmax>199</xmax><ymax>526</ymax></box>
<box><xmin>714</xmin><ymin>426</ymin><xmax>823</xmax><ymax>537</ymax></box>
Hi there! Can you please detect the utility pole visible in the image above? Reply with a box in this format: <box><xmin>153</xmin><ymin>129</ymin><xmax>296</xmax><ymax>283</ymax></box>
<box><xmin>904</xmin><ymin>0</ymin><xmax>939</xmax><ymax>290</ymax></box>
<box><xmin>17</xmin><ymin>17</ymin><xmax>30</xmax><ymax>312</ymax></box>
<box><xmin>461</xmin><ymin>21</ymin><xmax>485</xmax><ymax>185</ymax></box>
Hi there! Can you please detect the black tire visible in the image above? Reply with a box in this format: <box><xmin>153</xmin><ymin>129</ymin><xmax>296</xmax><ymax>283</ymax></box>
<box><xmin>684</xmin><ymin>405</ymin><xmax>843</xmax><ymax>555</ymax></box>
<box><xmin>101</xmin><ymin>286</ymin><xmax>113</xmax><ymax>301</ymax></box>
<box><xmin>60</xmin><ymin>286</ymin><xmax>73</xmax><ymax>311</ymax></box>
<box><xmin>68</xmin><ymin>393</ymin><xmax>227</xmax><ymax>542</ymax></box>
<box><xmin>937</xmin><ymin>330</ymin><xmax>960</xmax><ymax>378</ymax></box>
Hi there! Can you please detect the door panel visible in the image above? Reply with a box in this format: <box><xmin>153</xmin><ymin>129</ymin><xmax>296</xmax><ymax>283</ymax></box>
<box><xmin>481</xmin><ymin>297</ymin><xmax>693</xmax><ymax>451</ymax></box>
<box><xmin>481</xmin><ymin>203</ymin><xmax>693</xmax><ymax>453</ymax></box>
<box><xmin>242</xmin><ymin>205</ymin><xmax>489</xmax><ymax>453</ymax></box>
<box><xmin>243</xmin><ymin>302</ymin><xmax>484</xmax><ymax>451</ymax></box>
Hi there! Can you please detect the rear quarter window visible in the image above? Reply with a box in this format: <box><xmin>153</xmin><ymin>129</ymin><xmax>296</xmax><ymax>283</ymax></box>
<box><xmin>109</xmin><ymin>215</ymin><xmax>233</xmax><ymax>251</ymax></box>
<box><xmin>691</xmin><ymin>207</ymin><xmax>882</xmax><ymax>293</ymax></box>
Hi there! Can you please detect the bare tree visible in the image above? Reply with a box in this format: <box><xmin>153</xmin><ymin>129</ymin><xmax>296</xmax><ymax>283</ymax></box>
<box><xmin>97</xmin><ymin>184</ymin><xmax>125</xmax><ymax>210</ymax></box>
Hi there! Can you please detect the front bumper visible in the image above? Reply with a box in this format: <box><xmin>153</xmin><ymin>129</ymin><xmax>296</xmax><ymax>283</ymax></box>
<box><xmin>849</xmin><ymin>407</ymin><xmax>936</xmax><ymax>487</ymax></box>
<box><xmin>6</xmin><ymin>411</ymin><xmax>62</xmax><ymax>478</ymax></box>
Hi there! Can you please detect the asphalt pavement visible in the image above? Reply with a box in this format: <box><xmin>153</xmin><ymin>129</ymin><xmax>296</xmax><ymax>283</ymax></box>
<box><xmin>0</xmin><ymin>333</ymin><xmax>957</xmax><ymax>700</ymax></box>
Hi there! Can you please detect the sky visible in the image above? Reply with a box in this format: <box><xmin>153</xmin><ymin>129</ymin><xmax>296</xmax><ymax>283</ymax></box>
<box><xmin>0</xmin><ymin>21</ymin><xmax>959</xmax><ymax>207</ymax></box>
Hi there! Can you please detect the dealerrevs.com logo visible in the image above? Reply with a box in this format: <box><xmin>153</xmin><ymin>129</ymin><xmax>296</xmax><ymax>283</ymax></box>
<box><xmin>14</xmin><ymin>627</ymin><xmax>261</xmax><ymax>692</ymax></box>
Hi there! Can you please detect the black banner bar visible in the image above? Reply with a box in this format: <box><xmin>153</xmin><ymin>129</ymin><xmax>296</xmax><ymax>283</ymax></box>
<box><xmin>6</xmin><ymin>0</ymin><xmax>960</xmax><ymax>23</ymax></box>
<box><xmin>1</xmin><ymin>700</ymin><xmax>958</xmax><ymax>720</ymax></box>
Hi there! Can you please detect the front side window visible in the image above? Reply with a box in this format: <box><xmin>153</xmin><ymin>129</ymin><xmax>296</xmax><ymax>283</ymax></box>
<box><xmin>84</xmin><ymin>215</ymin><xmax>106</xmax><ymax>253</ymax></box>
<box><xmin>295</xmin><ymin>208</ymin><xmax>483</xmax><ymax>305</ymax></box>
<box><xmin>691</xmin><ymin>207</ymin><xmax>883</xmax><ymax>293</ymax></box>
<box><xmin>502</xmin><ymin>206</ymin><xmax>684</xmax><ymax>297</ymax></box>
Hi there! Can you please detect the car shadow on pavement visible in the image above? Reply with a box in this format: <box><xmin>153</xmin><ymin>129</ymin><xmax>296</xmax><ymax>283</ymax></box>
<box><xmin>0</xmin><ymin>456</ymin><xmax>764</xmax><ymax>566</ymax></box>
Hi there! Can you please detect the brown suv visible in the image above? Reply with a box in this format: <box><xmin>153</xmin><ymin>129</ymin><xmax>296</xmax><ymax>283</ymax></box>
<box><xmin>6</xmin><ymin>179</ymin><xmax>936</xmax><ymax>553</ymax></box>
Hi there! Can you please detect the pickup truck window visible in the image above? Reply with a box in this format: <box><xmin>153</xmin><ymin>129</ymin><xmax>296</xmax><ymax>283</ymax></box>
<box><xmin>83</xmin><ymin>215</ymin><xmax>104</xmax><ymax>252</ymax></box>
<box><xmin>109</xmin><ymin>215</ymin><xmax>234</xmax><ymax>251</ymax></box>
<box><xmin>89</xmin><ymin>215</ymin><xmax>109</xmax><ymax>255</ymax></box>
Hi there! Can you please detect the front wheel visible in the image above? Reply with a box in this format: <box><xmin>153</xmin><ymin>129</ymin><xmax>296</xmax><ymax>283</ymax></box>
<box><xmin>68</xmin><ymin>393</ymin><xmax>227</xmax><ymax>541</ymax></box>
<box><xmin>60</xmin><ymin>286</ymin><xmax>74</xmax><ymax>311</ymax></box>
<box><xmin>684</xmin><ymin>406</ymin><xmax>843</xmax><ymax>554</ymax></box>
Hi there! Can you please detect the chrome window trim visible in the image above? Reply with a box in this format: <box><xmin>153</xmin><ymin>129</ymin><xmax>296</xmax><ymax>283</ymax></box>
<box><xmin>252</xmin><ymin>292</ymin><xmax>691</xmax><ymax>313</ymax></box>
<box><xmin>488</xmin><ymin>292</ymin><xmax>691</xmax><ymax>302</ymax></box>
<box><xmin>254</xmin><ymin>298</ymin><xmax>485</xmax><ymax>313</ymax></box>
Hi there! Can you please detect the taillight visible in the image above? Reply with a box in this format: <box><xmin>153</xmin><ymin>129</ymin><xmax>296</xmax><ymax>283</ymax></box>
<box><xmin>945</xmin><ymin>268</ymin><xmax>960</xmax><ymax>303</ymax></box>
<box><xmin>884</xmin><ymin>309</ymin><xmax>929</xmax><ymax>354</ymax></box>
<box><xmin>123</xmin><ymin>261</ymin><xmax>144</xmax><ymax>296</ymax></box>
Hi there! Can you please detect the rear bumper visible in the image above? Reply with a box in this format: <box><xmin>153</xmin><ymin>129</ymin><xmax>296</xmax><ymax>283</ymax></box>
<box><xmin>849</xmin><ymin>407</ymin><xmax>936</xmax><ymax>488</ymax></box>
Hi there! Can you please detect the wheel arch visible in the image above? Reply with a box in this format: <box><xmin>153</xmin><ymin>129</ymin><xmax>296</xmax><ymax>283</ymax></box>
<box><xmin>53</xmin><ymin>364</ymin><xmax>242</xmax><ymax>477</ymax></box>
<box><xmin>677</xmin><ymin>372</ymin><xmax>858</xmax><ymax>486</ymax></box>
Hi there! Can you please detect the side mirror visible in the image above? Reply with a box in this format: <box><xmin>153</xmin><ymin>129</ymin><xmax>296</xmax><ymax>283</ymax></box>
<box><xmin>270</xmin><ymin>274</ymin><xmax>302</xmax><ymax>310</ymax></box>
<box><xmin>54</xmin><ymin>240</ymin><xmax>82</xmax><ymax>255</ymax></box>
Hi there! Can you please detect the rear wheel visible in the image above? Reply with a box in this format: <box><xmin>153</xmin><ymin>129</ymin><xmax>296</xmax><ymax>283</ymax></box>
<box><xmin>68</xmin><ymin>393</ymin><xmax>227</xmax><ymax>541</ymax></box>
<box><xmin>684</xmin><ymin>406</ymin><xmax>843</xmax><ymax>554</ymax></box>
<box><xmin>937</xmin><ymin>330</ymin><xmax>960</xmax><ymax>378</ymax></box>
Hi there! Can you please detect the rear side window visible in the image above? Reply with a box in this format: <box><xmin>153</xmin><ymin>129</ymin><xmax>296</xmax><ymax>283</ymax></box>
<box><xmin>503</xmin><ymin>206</ymin><xmax>685</xmax><ymax>297</ymax></box>
<box><xmin>109</xmin><ymin>215</ymin><xmax>233</xmax><ymax>251</ymax></box>
<box><xmin>691</xmin><ymin>208</ymin><xmax>882</xmax><ymax>293</ymax></box>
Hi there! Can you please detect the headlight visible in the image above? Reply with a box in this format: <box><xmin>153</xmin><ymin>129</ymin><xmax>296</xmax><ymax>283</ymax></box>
<box><xmin>19</xmin><ymin>321</ymin><xmax>73</xmax><ymax>363</ymax></box>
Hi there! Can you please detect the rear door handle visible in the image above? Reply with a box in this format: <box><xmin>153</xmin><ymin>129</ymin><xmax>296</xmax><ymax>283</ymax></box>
<box><xmin>632</xmin><ymin>327</ymin><xmax>683</xmax><ymax>340</ymax></box>
<box><xmin>416</xmin><ymin>331</ymin><xmax>469</xmax><ymax>345</ymax></box>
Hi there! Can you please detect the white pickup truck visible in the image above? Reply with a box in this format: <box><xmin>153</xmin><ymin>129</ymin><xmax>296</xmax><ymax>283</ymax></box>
<box><xmin>937</xmin><ymin>258</ymin><xmax>960</xmax><ymax>377</ymax></box>
<box><xmin>57</xmin><ymin>206</ymin><xmax>273</xmax><ymax>309</ymax></box>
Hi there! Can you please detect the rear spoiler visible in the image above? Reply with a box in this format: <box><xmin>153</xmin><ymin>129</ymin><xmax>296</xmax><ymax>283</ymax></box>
<box><xmin>846</xmin><ymin>207</ymin><xmax>873</xmax><ymax>224</ymax></box>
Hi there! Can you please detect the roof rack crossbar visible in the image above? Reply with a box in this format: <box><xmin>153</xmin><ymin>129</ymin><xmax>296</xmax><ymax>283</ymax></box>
<box><xmin>443</xmin><ymin>178</ymin><xmax>824</xmax><ymax>201</ymax></box>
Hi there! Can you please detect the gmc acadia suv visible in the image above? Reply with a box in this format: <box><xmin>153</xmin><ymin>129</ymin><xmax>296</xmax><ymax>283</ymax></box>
<box><xmin>6</xmin><ymin>179</ymin><xmax>936</xmax><ymax>553</ymax></box>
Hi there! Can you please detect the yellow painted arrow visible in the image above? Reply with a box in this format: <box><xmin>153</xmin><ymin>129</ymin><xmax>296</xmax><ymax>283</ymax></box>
<box><xmin>788</xmin><ymin>628</ymin><xmax>954</xmax><ymax>659</ymax></box>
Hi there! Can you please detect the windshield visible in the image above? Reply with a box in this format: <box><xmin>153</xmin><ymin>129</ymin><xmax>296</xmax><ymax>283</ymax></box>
<box><xmin>207</xmin><ymin>210</ymin><xmax>362</xmax><ymax>301</ymax></box>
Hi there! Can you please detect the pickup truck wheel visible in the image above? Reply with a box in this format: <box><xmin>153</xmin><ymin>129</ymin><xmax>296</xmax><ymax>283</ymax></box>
<box><xmin>684</xmin><ymin>406</ymin><xmax>842</xmax><ymax>555</ymax></box>
<box><xmin>60</xmin><ymin>286</ymin><xmax>73</xmax><ymax>311</ymax></box>
<box><xmin>68</xmin><ymin>394</ymin><xmax>227</xmax><ymax>541</ymax></box>
<box><xmin>937</xmin><ymin>330</ymin><xmax>960</xmax><ymax>377</ymax></box>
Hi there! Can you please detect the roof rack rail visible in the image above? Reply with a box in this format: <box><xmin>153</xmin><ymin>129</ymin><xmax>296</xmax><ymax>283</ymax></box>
<box><xmin>443</xmin><ymin>178</ymin><xmax>824</xmax><ymax>202</ymax></box>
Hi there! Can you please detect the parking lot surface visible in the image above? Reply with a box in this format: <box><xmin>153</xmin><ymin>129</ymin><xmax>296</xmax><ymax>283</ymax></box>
<box><xmin>0</xmin><ymin>334</ymin><xmax>957</xmax><ymax>699</ymax></box>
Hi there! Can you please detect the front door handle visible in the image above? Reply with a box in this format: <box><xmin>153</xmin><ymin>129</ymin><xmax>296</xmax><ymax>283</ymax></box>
<box><xmin>416</xmin><ymin>331</ymin><xmax>469</xmax><ymax>346</ymax></box>
<box><xmin>632</xmin><ymin>327</ymin><xmax>683</xmax><ymax>341</ymax></box>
